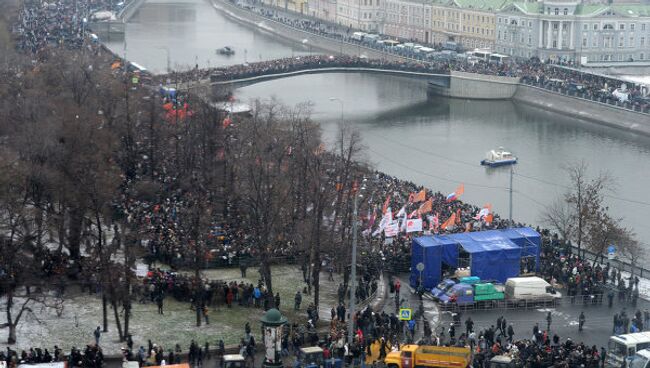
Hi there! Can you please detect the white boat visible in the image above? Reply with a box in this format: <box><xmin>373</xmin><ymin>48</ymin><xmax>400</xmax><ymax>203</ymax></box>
<box><xmin>217</xmin><ymin>46</ymin><xmax>235</xmax><ymax>55</ymax></box>
<box><xmin>480</xmin><ymin>147</ymin><xmax>517</xmax><ymax>167</ymax></box>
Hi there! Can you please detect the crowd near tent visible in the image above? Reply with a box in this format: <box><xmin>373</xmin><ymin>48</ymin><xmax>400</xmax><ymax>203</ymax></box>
<box><xmin>409</xmin><ymin>227</ymin><xmax>540</xmax><ymax>289</ymax></box>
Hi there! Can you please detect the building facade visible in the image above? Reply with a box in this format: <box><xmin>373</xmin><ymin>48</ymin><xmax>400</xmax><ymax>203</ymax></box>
<box><xmin>430</xmin><ymin>0</ymin><xmax>507</xmax><ymax>49</ymax></box>
<box><xmin>496</xmin><ymin>1</ymin><xmax>650</xmax><ymax>63</ymax></box>
<box><xmin>383</xmin><ymin>0</ymin><xmax>432</xmax><ymax>42</ymax></box>
<box><xmin>308</xmin><ymin>0</ymin><xmax>338</xmax><ymax>22</ymax></box>
<box><xmin>336</xmin><ymin>0</ymin><xmax>383</xmax><ymax>31</ymax></box>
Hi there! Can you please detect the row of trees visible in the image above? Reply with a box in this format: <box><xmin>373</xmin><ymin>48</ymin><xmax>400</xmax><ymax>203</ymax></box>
<box><xmin>541</xmin><ymin>161</ymin><xmax>640</xmax><ymax>262</ymax></box>
<box><xmin>0</xmin><ymin>31</ymin><xmax>367</xmax><ymax>343</ymax></box>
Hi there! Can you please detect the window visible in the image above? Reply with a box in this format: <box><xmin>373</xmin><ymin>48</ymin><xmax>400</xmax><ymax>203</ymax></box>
<box><xmin>642</xmin><ymin>24</ymin><xmax>646</xmax><ymax>31</ymax></box>
<box><xmin>642</xmin><ymin>37</ymin><xmax>646</xmax><ymax>47</ymax></box>
<box><xmin>630</xmin><ymin>36</ymin><xmax>634</xmax><ymax>47</ymax></box>
<box><xmin>631</xmin><ymin>23</ymin><xmax>635</xmax><ymax>31</ymax></box>
<box><xmin>553</xmin><ymin>40</ymin><xmax>557</xmax><ymax>48</ymax></box>
<box><xmin>553</xmin><ymin>23</ymin><xmax>558</xmax><ymax>30</ymax></box>
<box><xmin>619</xmin><ymin>35</ymin><xmax>624</xmax><ymax>47</ymax></box>
<box><xmin>620</xmin><ymin>23</ymin><xmax>625</xmax><ymax>30</ymax></box>
<box><xmin>592</xmin><ymin>36</ymin><xmax>598</xmax><ymax>47</ymax></box>
<box><xmin>563</xmin><ymin>23</ymin><xmax>567</xmax><ymax>30</ymax></box>
<box><xmin>554</xmin><ymin>8</ymin><xmax>559</xmax><ymax>15</ymax></box>
<box><xmin>583</xmin><ymin>24</ymin><xmax>588</xmax><ymax>30</ymax></box>
<box><xmin>563</xmin><ymin>8</ymin><xmax>568</xmax><ymax>15</ymax></box>
<box><xmin>528</xmin><ymin>35</ymin><xmax>532</xmax><ymax>44</ymax></box>
<box><xmin>529</xmin><ymin>21</ymin><xmax>532</xmax><ymax>28</ymax></box>
<box><xmin>582</xmin><ymin>37</ymin><xmax>587</xmax><ymax>47</ymax></box>
<box><xmin>593</xmin><ymin>23</ymin><xmax>598</xmax><ymax>30</ymax></box>
<box><xmin>642</xmin><ymin>53</ymin><xmax>646</xmax><ymax>60</ymax></box>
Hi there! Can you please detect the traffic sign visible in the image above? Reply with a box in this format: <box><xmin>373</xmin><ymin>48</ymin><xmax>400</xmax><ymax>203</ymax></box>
<box><xmin>416</xmin><ymin>262</ymin><xmax>425</xmax><ymax>272</ymax></box>
<box><xmin>399</xmin><ymin>308</ymin><xmax>412</xmax><ymax>321</ymax></box>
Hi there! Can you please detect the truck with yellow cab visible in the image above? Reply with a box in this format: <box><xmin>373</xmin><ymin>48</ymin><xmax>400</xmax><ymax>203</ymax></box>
<box><xmin>384</xmin><ymin>345</ymin><xmax>472</xmax><ymax>368</ymax></box>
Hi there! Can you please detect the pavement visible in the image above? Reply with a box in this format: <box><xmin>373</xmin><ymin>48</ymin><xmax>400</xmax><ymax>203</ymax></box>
<box><xmin>436</xmin><ymin>292</ymin><xmax>650</xmax><ymax>348</ymax></box>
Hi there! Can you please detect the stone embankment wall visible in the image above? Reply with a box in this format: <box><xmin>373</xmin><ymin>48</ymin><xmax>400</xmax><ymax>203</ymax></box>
<box><xmin>428</xmin><ymin>71</ymin><xmax>519</xmax><ymax>100</ymax></box>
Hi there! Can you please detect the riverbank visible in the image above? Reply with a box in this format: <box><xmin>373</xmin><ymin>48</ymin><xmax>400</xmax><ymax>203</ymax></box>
<box><xmin>209</xmin><ymin>0</ymin><xmax>650</xmax><ymax>136</ymax></box>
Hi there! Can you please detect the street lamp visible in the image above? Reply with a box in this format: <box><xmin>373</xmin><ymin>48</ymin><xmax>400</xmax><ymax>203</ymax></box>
<box><xmin>328</xmin><ymin>97</ymin><xmax>344</xmax><ymax>122</ymax></box>
<box><xmin>348</xmin><ymin>178</ymin><xmax>366</xmax><ymax>344</ymax></box>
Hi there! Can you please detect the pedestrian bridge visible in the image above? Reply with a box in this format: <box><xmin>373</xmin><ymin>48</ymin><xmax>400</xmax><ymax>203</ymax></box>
<box><xmin>207</xmin><ymin>67</ymin><xmax>452</xmax><ymax>90</ymax></box>
<box><xmin>177</xmin><ymin>65</ymin><xmax>520</xmax><ymax>100</ymax></box>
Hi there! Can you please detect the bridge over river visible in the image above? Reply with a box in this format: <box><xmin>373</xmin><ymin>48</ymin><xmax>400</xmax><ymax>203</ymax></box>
<box><xmin>161</xmin><ymin>62</ymin><xmax>520</xmax><ymax>101</ymax></box>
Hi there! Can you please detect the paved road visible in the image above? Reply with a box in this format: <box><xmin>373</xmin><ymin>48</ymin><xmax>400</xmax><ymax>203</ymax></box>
<box><xmin>437</xmin><ymin>294</ymin><xmax>650</xmax><ymax>348</ymax></box>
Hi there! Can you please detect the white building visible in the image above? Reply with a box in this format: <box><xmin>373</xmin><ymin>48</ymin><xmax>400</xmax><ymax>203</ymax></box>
<box><xmin>336</xmin><ymin>0</ymin><xmax>384</xmax><ymax>31</ymax></box>
<box><xmin>383</xmin><ymin>0</ymin><xmax>433</xmax><ymax>42</ymax></box>
<box><xmin>496</xmin><ymin>1</ymin><xmax>650</xmax><ymax>63</ymax></box>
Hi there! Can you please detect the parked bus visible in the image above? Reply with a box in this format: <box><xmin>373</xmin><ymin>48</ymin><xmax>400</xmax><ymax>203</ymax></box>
<box><xmin>472</xmin><ymin>49</ymin><xmax>491</xmax><ymax>61</ymax></box>
<box><xmin>489</xmin><ymin>53</ymin><xmax>511</xmax><ymax>64</ymax></box>
<box><xmin>607</xmin><ymin>332</ymin><xmax>650</xmax><ymax>367</ymax></box>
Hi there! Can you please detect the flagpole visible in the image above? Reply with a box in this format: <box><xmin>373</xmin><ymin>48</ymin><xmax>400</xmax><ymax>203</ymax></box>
<box><xmin>509</xmin><ymin>164</ymin><xmax>513</xmax><ymax>228</ymax></box>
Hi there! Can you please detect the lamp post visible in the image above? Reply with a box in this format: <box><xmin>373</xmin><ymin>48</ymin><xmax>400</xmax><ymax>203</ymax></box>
<box><xmin>328</xmin><ymin>97</ymin><xmax>344</xmax><ymax>122</ymax></box>
<box><xmin>348</xmin><ymin>178</ymin><xmax>366</xmax><ymax>344</ymax></box>
<box><xmin>508</xmin><ymin>163</ymin><xmax>514</xmax><ymax>228</ymax></box>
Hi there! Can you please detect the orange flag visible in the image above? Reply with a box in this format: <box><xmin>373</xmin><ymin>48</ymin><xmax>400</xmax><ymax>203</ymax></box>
<box><xmin>382</xmin><ymin>195</ymin><xmax>391</xmax><ymax>214</ymax></box>
<box><xmin>485</xmin><ymin>213</ymin><xmax>494</xmax><ymax>224</ymax></box>
<box><xmin>455</xmin><ymin>184</ymin><xmax>465</xmax><ymax>197</ymax></box>
<box><xmin>413</xmin><ymin>189</ymin><xmax>426</xmax><ymax>203</ymax></box>
<box><xmin>440</xmin><ymin>213</ymin><xmax>456</xmax><ymax>230</ymax></box>
<box><xmin>418</xmin><ymin>199</ymin><xmax>432</xmax><ymax>215</ymax></box>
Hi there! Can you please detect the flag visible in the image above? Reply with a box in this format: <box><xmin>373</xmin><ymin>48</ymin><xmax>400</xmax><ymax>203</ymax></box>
<box><xmin>455</xmin><ymin>208</ymin><xmax>461</xmax><ymax>225</ymax></box>
<box><xmin>384</xmin><ymin>220</ymin><xmax>399</xmax><ymax>237</ymax></box>
<box><xmin>446</xmin><ymin>184</ymin><xmax>465</xmax><ymax>202</ymax></box>
<box><xmin>408</xmin><ymin>209</ymin><xmax>419</xmax><ymax>219</ymax></box>
<box><xmin>418</xmin><ymin>199</ymin><xmax>432</xmax><ymax>216</ymax></box>
<box><xmin>431</xmin><ymin>213</ymin><xmax>440</xmax><ymax>232</ymax></box>
<box><xmin>474</xmin><ymin>204</ymin><xmax>492</xmax><ymax>220</ymax></box>
<box><xmin>440</xmin><ymin>213</ymin><xmax>456</xmax><ymax>230</ymax></box>
<box><xmin>222</xmin><ymin>117</ymin><xmax>232</xmax><ymax>128</ymax></box>
<box><xmin>396</xmin><ymin>206</ymin><xmax>406</xmax><ymax>219</ymax></box>
<box><xmin>382</xmin><ymin>195</ymin><xmax>391</xmax><ymax>214</ymax></box>
<box><xmin>413</xmin><ymin>189</ymin><xmax>426</xmax><ymax>203</ymax></box>
<box><xmin>485</xmin><ymin>213</ymin><xmax>494</xmax><ymax>224</ymax></box>
<box><xmin>406</xmin><ymin>218</ymin><xmax>423</xmax><ymax>233</ymax></box>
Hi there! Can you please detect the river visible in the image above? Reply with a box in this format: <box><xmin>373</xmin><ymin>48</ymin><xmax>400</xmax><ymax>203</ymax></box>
<box><xmin>106</xmin><ymin>0</ymin><xmax>650</xmax><ymax>257</ymax></box>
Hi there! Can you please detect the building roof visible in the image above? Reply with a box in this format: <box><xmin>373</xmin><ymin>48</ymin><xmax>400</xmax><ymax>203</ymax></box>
<box><xmin>507</xmin><ymin>1</ymin><xmax>650</xmax><ymax>17</ymax></box>
<box><xmin>512</xmin><ymin>1</ymin><xmax>540</xmax><ymax>14</ymax></box>
<box><xmin>453</xmin><ymin>0</ymin><xmax>513</xmax><ymax>11</ymax></box>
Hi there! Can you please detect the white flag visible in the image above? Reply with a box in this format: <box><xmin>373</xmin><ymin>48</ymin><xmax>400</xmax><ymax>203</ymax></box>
<box><xmin>384</xmin><ymin>220</ymin><xmax>399</xmax><ymax>237</ymax></box>
<box><xmin>406</xmin><ymin>218</ymin><xmax>423</xmax><ymax>233</ymax></box>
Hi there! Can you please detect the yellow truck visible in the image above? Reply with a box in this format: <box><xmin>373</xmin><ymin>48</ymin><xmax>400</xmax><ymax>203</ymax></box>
<box><xmin>384</xmin><ymin>345</ymin><xmax>472</xmax><ymax>368</ymax></box>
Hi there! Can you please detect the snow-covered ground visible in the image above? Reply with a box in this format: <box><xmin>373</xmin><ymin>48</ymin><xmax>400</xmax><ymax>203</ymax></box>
<box><xmin>0</xmin><ymin>265</ymin><xmax>338</xmax><ymax>356</ymax></box>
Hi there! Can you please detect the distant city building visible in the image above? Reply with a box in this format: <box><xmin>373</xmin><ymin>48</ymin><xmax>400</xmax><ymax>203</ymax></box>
<box><xmin>429</xmin><ymin>0</ymin><xmax>509</xmax><ymax>48</ymax></box>
<box><xmin>262</xmin><ymin>0</ymin><xmax>309</xmax><ymax>13</ymax></box>
<box><xmin>496</xmin><ymin>1</ymin><xmax>650</xmax><ymax>64</ymax></box>
<box><xmin>336</xmin><ymin>0</ymin><xmax>383</xmax><ymax>31</ymax></box>
<box><xmin>383</xmin><ymin>0</ymin><xmax>433</xmax><ymax>42</ymax></box>
<box><xmin>308</xmin><ymin>0</ymin><xmax>338</xmax><ymax>21</ymax></box>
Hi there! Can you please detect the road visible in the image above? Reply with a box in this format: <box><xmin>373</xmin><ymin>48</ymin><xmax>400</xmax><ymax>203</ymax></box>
<box><xmin>436</xmin><ymin>294</ymin><xmax>650</xmax><ymax>348</ymax></box>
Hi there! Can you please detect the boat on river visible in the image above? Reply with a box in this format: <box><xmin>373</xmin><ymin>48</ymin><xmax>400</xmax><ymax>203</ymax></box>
<box><xmin>480</xmin><ymin>147</ymin><xmax>517</xmax><ymax>167</ymax></box>
<box><xmin>216</xmin><ymin>46</ymin><xmax>235</xmax><ymax>55</ymax></box>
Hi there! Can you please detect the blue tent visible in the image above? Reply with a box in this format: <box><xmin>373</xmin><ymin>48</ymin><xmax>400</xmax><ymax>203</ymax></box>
<box><xmin>409</xmin><ymin>228</ymin><xmax>541</xmax><ymax>287</ymax></box>
<box><xmin>458</xmin><ymin>232</ymin><xmax>522</xmax><ymax>283</ymax></box>
<box><xmin>410</xmin><ymin>237</ymin><xmax>443</xmax><ymax>289</ymax></box>
<box><xmin>500</xmin><ymin>227</ymin><xmax>541</xmax><ymax>271</ymax></box>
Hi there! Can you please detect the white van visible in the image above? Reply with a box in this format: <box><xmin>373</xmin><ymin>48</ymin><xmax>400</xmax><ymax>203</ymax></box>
<box><xmin>608</xmin><ymin>333</ymin><xmax>650</xmax><ymax>368</ymax></box>
<box><xmin>351</xmin><ymin>32</ymin><xmax>367</xmax><ymax>41</ymax></box>
<box><xmin>504</xmin><ymin>276</ymin><xmax>562</xmax><ymax>302</ymax></box>
<box><xmin>631</xmin><ymin>349</ymin><xmax>650</xmax><ymax>368</ymax></box>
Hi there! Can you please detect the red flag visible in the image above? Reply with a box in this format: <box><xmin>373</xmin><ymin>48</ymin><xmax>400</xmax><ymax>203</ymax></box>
<box><xmin>222</xmin><ymin>117</ymin><xmax>232</xmax><ymax>128</ymax></box>
<box><xmin>455</xmin><ymin>184</ymin><xmax>465</xmax><ymax>196</ymax></box>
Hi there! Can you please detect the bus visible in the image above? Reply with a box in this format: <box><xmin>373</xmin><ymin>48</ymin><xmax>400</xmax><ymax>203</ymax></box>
<box><xmin>607</xmin><ymin>332</ymin><xmax>650</xmax><ymax>367</ymax></box>
<box><xmin>472</xmin><ymin>49</ymin><xmax>492</xmax><ymax>61</ymax></box>
<box><xmin>489</xmin><ymin>53</ymin><xmax>511</xmax><ymax>64</ymax></box>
